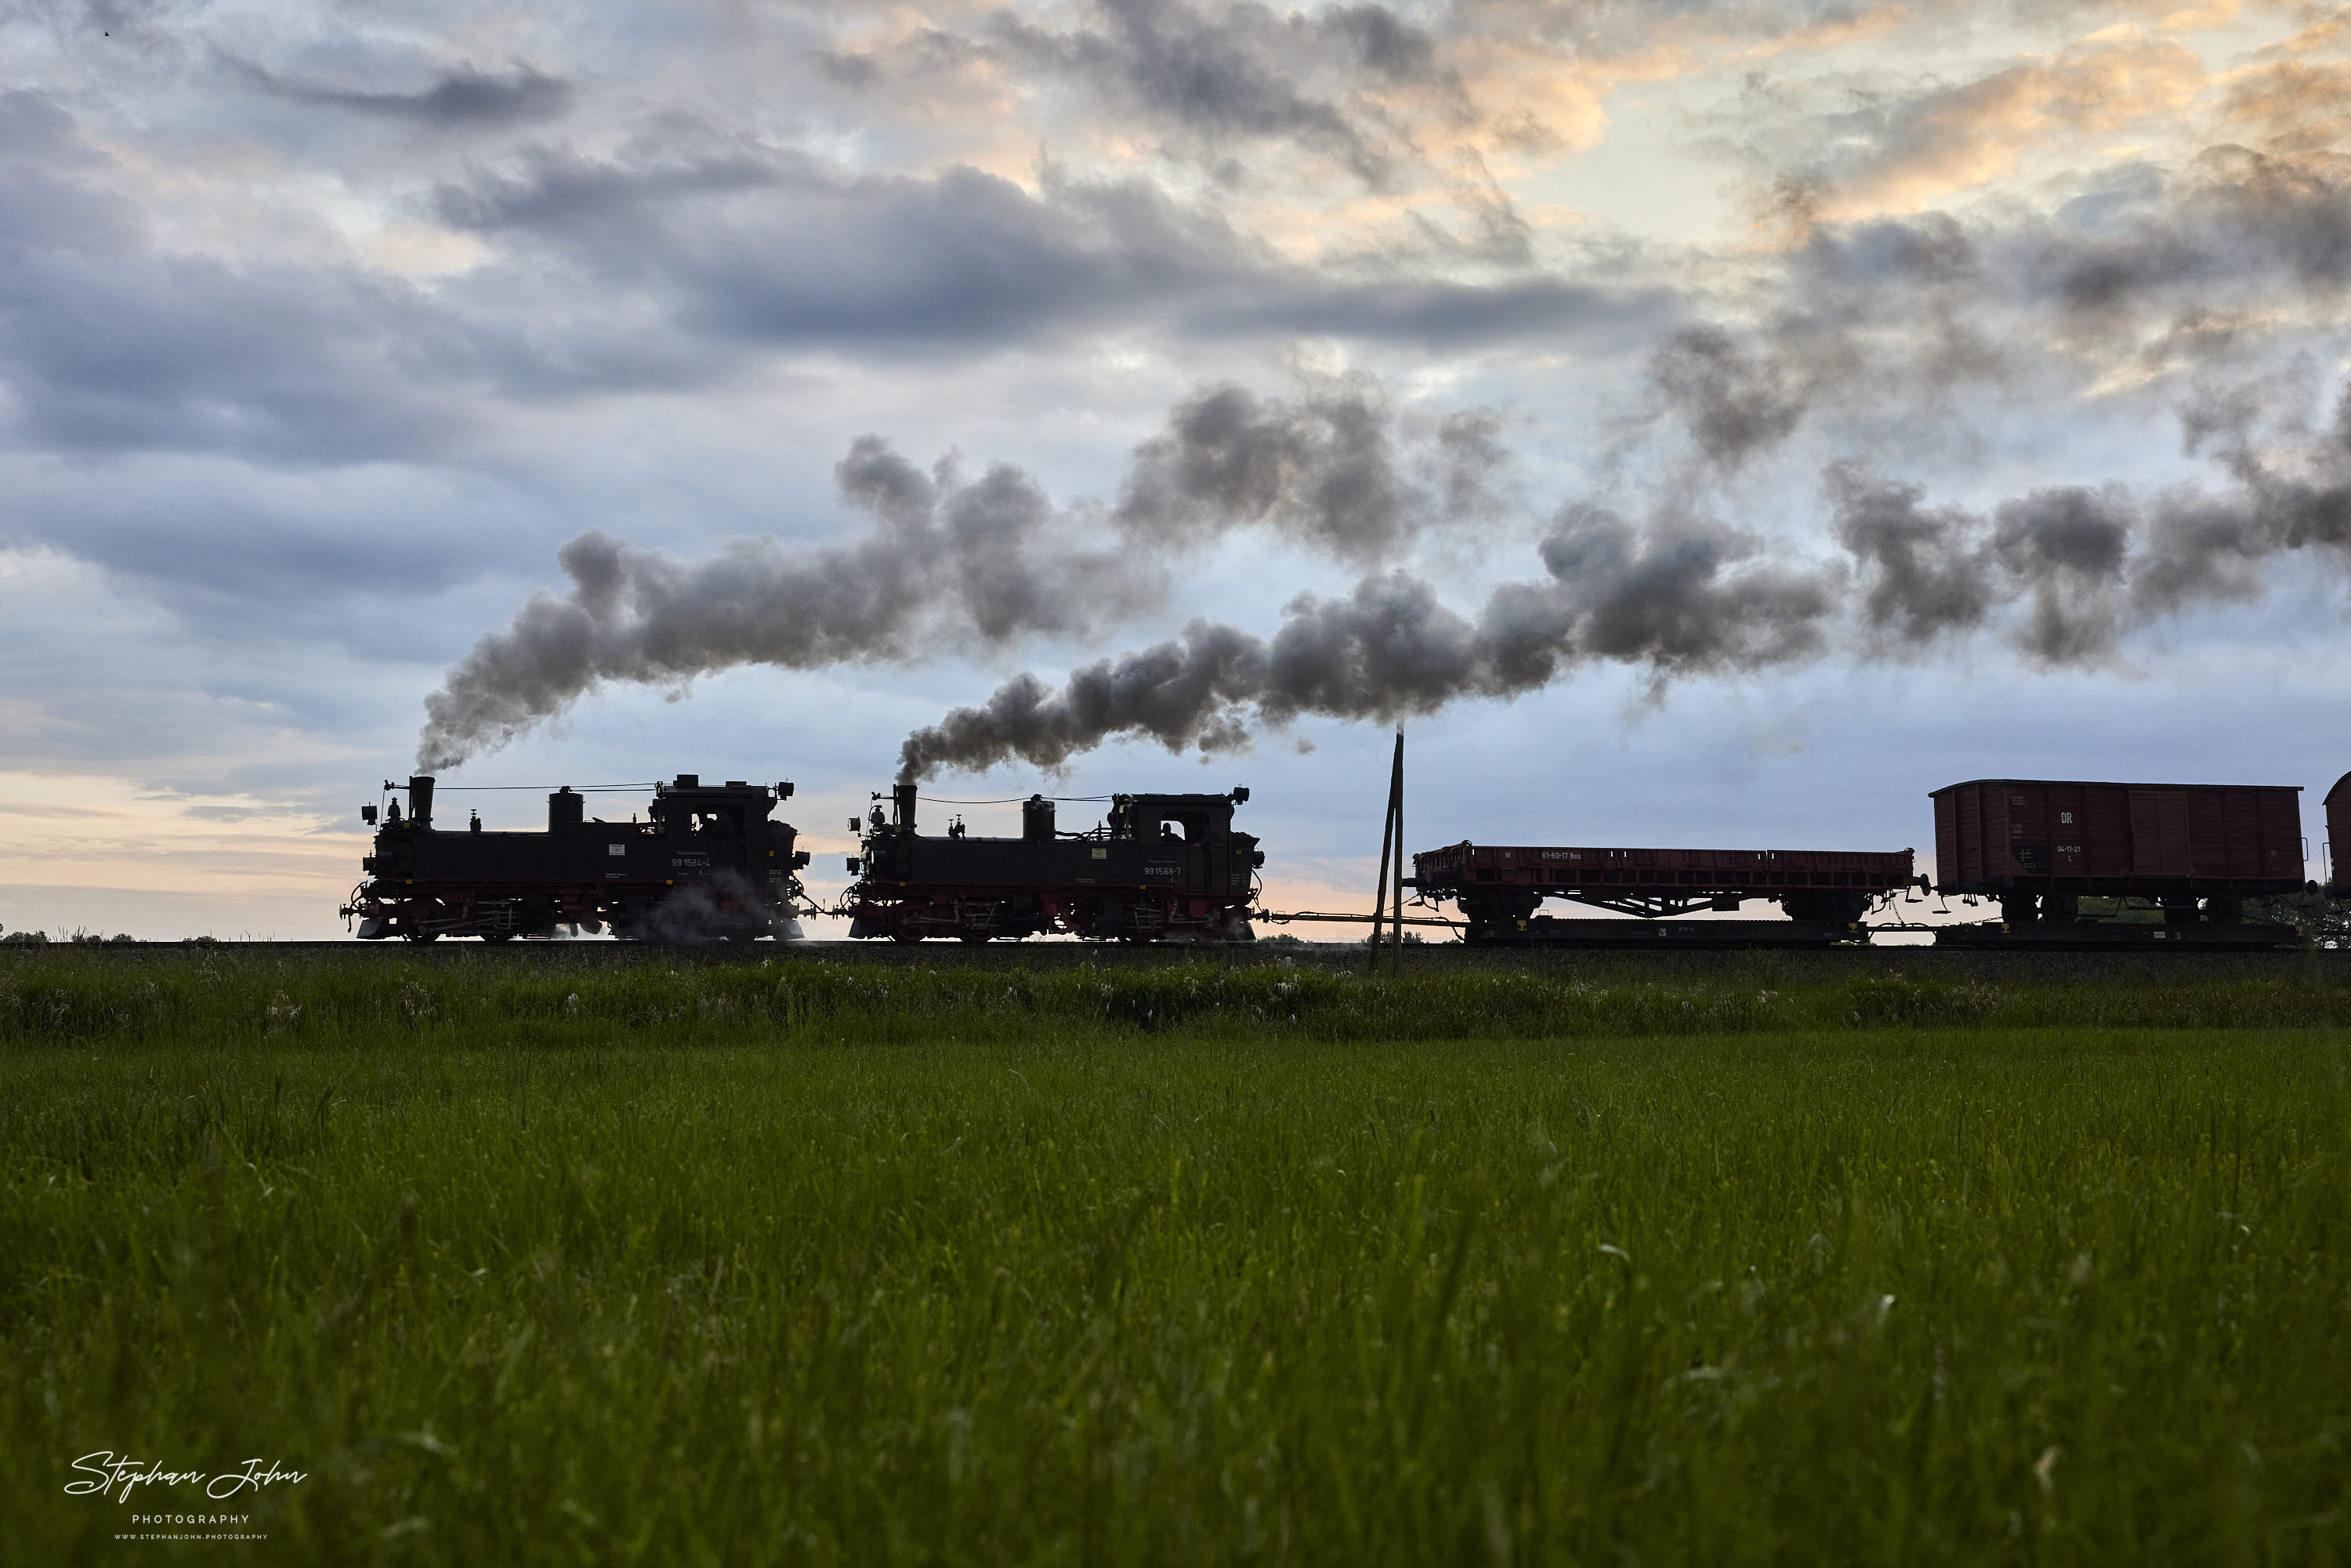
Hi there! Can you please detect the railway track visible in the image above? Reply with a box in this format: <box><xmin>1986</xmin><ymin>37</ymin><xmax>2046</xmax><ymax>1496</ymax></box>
<box><xmin>5</xmin><ymin>935</ymin><xmax>2333</xmax><ymax>976</ymax></box>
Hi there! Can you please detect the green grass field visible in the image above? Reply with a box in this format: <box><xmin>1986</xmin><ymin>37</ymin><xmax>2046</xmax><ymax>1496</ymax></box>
<box><xmin>3</xmin><ymin>951</ymin><xmax>2348</xmax><ymax>1563</ymax></box>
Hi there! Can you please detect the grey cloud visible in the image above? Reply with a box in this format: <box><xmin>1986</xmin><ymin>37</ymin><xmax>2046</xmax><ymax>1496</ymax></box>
<box><xmin>435</xmin><ymin>142</ymin><xmax>1668</xmax><ymax>356</ymax></box>
<box><xmin>833</xmin><ymin>0</ymin><xmax>1468</xmax><ymax>187</ymax></box>
<box><xmin>2</xmin><ymin>252</ymin><xmax>475</xmax><ymax>459</ymax></box>
<box><xmin>436</xmin><ymin>148</ymin><xmax>1267</xmax><ymax>349</ymax></box>
<box><xmin>0</xmin><ymin>92</ymin><xmax>478</xmax><ymax>461</ymax></box>
<box><xmin>1201</xmin><ymin>273</ymin><xmax>1678</xmax><ymax>348</ymax></box>
<box><xmin>234</xmin><ymin>60</ymin><xmax>573</xmax><ymax>129</ymax></box>
<box><xmin>9</xmin><ymin>99</ymin><xmax>1483</xmax><ymax>469</ymax></box>
<box><xmin>0</xmin><ymin>91</ymin><xmax>143</xmax><ymax>255</ymax></box>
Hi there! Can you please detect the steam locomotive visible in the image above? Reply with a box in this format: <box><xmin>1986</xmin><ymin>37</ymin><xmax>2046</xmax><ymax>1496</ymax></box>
<box><xmin>842</xmin><ymin>783</ymin><xmax>1262</xmax><ymax>943</ymax></box>
<box><xmin>342</xmin><ymin>774</ymin><xmax>810</xmax><ymax>942</ymax></box>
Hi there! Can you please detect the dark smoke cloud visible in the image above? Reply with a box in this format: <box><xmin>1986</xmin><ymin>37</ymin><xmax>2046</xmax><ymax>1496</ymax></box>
<box><xmin>901</xmin><ymin>386</ymin><xmax>2351</xmax><ymax>777</ymax></box>
<box><xmin>1647</xmin><ymin>326</ymin><xmax>1816</xmax><ymax>469</ymax></box>
<box><xmin>415</xmin><ymin>378</ymin><xmax>1502</xmax><ymax>770</ymax></box>
<box><xmin>897</xmin><ymin>500</ymin><xmax>1842</xmax><ymax>778</ymax></box>
<box><xmin>415</xmin><ymin>442</ymin><xmax>1142</xmax><ymax>770</ymax></box>
<box><xmin>1640</xmin><ymin>122</ymin><xmax>2351</xmax><ymax>476</ymax></box>
<box><xmin>1114</xmin><ymin>378</ymin><xmax>1503</xmax><ymax>559</ymax></box>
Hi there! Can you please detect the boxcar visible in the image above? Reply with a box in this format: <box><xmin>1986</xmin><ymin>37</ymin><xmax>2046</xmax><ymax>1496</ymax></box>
<box><xmin>1930</xmin><ymin>777</ymin><xmax>2305</xmax><ymax>925</ymax></box>
<box><xmin>2328</xmin><ymin>772</ymin><xmax>2351</xmax><ymax>889</ymax></box>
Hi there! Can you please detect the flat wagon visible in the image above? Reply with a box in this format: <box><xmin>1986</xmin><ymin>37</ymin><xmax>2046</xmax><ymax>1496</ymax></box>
<box><xmin>1411</xmin><ymin>841</ymin><xmax>1918</xmax><ymax>945</ymax></box>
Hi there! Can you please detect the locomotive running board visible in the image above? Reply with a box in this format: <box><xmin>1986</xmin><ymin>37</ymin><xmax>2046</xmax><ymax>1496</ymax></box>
<box><xmin>1932</xmin><ymin>922</ymin><xmax>2304</xmax><ymax>951</ymax></box>
<box><xmin>1470</xmin><ymin>918</ymin><xmax>1864</xmax><ymax>948</ymax></box>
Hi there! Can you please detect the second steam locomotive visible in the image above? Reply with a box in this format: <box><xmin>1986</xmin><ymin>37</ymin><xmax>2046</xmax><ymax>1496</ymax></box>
<box><xmin>842</xmin><ymin>783</ymin><xmax>1262</xmax><ymax>943</ymax></box>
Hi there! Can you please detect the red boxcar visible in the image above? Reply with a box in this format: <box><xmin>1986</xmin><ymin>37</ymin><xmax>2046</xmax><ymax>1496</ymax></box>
<box><xmin>2327</xmin><ymin>772</ymin><xmax>2351</xmax><ymax>889</ymax></box>
<box><xmin>1930</xmin><ymin>778</ymin><xmax>2304</xmax><ymax>924</ymax></box>
<box><xmin>1411</xmin><ymin>841</ymin><xmax>1916</xmax><ymax>934</ymax></box>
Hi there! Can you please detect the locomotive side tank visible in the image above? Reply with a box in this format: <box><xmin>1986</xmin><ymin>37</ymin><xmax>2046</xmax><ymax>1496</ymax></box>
<box><xmin>844</xmin><ymin>784</ymin><xmax>1261</xmax><ymax>942</ymax></box>
<box><xmin>342</xmin><ymin>774</ymin><xmax>810</xmax><ymax>941</ymax></box>
<box><xmin>1931</xmin><ymin>777</ymin><xmax>2305</xmax><ymax>925</ymax></box>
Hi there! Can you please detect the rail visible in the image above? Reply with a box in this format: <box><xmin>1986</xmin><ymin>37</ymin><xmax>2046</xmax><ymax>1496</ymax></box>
<box><xmin>1258</xmin><ymin>910</ymin><xmax>1464</xmax><ymax>931</ymax></box>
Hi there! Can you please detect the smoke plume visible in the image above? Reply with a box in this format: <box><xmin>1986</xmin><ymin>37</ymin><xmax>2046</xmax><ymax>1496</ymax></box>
<box><xmin>415</xmin><ymin>375</ymin><xmax>1500</xmax><ymax>770</ymax></box>
<box><xmin>897</xmin><ymin>501</ymin><xmax>1845</xmax><ymax>778</ymax></box>
<box><xmin>899</xmin><ymin>384</ymin><xmax>2351</xmax><ymax>778</ymax></box>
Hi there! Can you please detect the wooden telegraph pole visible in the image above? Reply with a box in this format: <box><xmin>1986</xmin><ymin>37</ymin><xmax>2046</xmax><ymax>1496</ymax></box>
<box><xmin>1367</xmin><ymin>731</ymin><xmax>1404</xmax><ymax>973</ymax></box>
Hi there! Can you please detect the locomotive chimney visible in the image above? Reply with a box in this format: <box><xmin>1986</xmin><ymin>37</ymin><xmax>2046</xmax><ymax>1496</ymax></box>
<box><xmin>408</xmin><ymin>775</ymin><xmax>436</xmax><ymax>830</ymax></box>
<box><xmin>893</xmin><ymin>781</ymin><xmax>918</xmax><ymax>832</ymax></box>
<box><xmin>549</xmin><ymin>786</ymin><xmax>583</xmax><ymax>836</ymax></box>
<box><xmin>1023</xmin><ymin>794</ymin><xmax>1056</xmax><ymax>842</ymax></box>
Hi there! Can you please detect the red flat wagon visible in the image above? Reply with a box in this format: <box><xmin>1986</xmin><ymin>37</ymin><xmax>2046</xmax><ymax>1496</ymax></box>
<box><xmin>1411</xmin><ymin>841</ymin><xmax>1917</xmax><ymax>943</ymax></box>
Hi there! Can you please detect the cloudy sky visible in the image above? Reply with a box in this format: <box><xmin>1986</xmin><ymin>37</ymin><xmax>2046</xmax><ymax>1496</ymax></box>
<box><xmin>5</xmin><ymin>0</ymin><xmax>2351</xmax><ymax>938</ymax></box>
